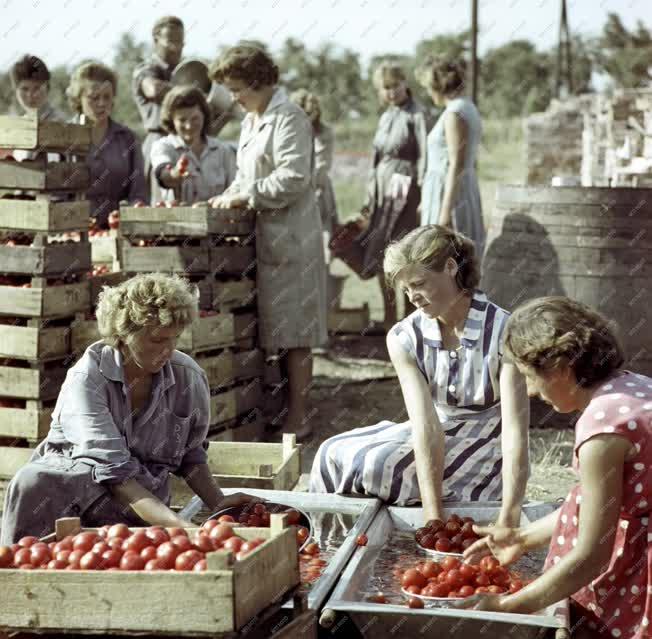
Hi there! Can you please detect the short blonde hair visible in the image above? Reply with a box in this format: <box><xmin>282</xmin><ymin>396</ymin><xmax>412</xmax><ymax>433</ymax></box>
<box><xmin>96</xmin><ymin>273</ymin><xmax>197</xmax><ymax>348</ymax></box>
<box><xmin>66</xmin><ymin>61</ymin><xmax>117</xmax><ymax>114</ymax></box>
<box><xmin>503</xmin><ymin>297</ymin><xmax>625</xmax><ymax>387</ymax></box>
<box><xmin>372</xmin><ymin>61</ymin><xmax>406</xmax><ymax>90</ymax></box>
<box><xmin>416</xmin><ymin>55</ymin><xmax>466</xmax><ymax>96</ymax></box>
<box><xmin>383</xmin><ymin>225</ymin><xmax>480</xmax><ymax>291</ymax></box>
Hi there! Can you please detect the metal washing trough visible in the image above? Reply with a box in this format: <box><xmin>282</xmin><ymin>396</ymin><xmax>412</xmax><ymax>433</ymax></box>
<box><xmin>179</xmin><ymin>488</ymin><xmax>382</xmax><ymax>612</ymax></box>
<box><xmin>321</xmin><ymin>501</ymin><xmax>569</xmax><ymax>639</ymax></box>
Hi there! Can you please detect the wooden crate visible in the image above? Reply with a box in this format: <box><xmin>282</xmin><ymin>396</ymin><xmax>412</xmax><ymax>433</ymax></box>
<box><xmin>89</xmin><ymin>271</ymin><xmax>128</xmax><ymax>308</ymax></box>
<box><xmin>70</xmin><ymin>316</ymin><xmax>99</xmax><ymax>354</ymax></box>
<box><xmin>328</xmin><ymin>304</ymin><xmax>371</xmax><ymax>334</ymax></box>
<box><xmin>0</xmin><ymin>240</ymin><xmax>91</xmax><ymax>276</ymax></box>
<box><xmin>212</xmin><ymin>278</ymin><xmax>256</xmax><ymax>310</ymax></box>
<box><xmin>0</xmin><ymin>116</ymin><xmax>91</xmax><ymax>152</ymax></box>
<box><xmin>119</xmin><ymin>206</ymin><xmax>255</xmax><ymax>237</ymax></box>
<box><xmin>0</xmin><ymin>199</ymin><xmax>89</xmax><ymax>232</ymax></box>
<box><xmin>0</xmin><ymin>280</ymin><xmax>90</xmax><ymax>318</ymax></box>
<box><xmin>0</xmin><ymin>515</ymin><xmax>300</xmax><ymax>636</ymax></box>
<box><xmin>0</xmin><ymin>322</ymin><xmax>69</xmax><ymax>360</ymax></box>
<box><xmin>178</xmin><ymin>312</ymin><xmax>257</xmax><ymax>353</ymax></box>
<box><xmin>0</xmin><ymin>401</ymin><xmax>52</xmax><ymax>442</ymax></box>
<box><xmin>119</xmin><ymin>240</ymin><xmax>210</xmax><ymax>274</ymax></box>
<box><xmin>0</xmin><ymin>159</ymin><xmax>90</xmax><ymax>191</ymax></box>
<box><xmin>210</xmin><ymin>378</ymin><xmax>262</xmax><ymax>425</ymax></box>
<box><xmin>170</xmin><ymin>434</ymin><xmax>300</xmax><ymax>508</ymax></box>
<box><xmin>0</xmin><ymin>362</ymin><xmax>68</xmax><ymax>401</ymax></box>
<box><xmin>90</xmin><ymin>233</ymin><xmax>120</xmax><ymax>265</ymax></box>
<box><xmin>211</xmin><ymin>244</ymin><xmax>256</xmax><ymax>277</ymax></box>
<box><xmin>195</xmin><ymin>349</ymin><xmax>264</xmax><ymax>388</ymax></box>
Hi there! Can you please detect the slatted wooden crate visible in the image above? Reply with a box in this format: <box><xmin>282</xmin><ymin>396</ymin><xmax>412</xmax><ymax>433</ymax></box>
<box><xmin>0</xmin><ymin>515</ymin><xmax>300</xmax><ymax>636</ymax></box>
<box><xmin>0</xmin><ymin>159</ymin><xmax>90</xmax><ymax>191</ymax></box>
<box><xmin>0</xmin><ymin>361</ymin><xmax>68</xmax><ymax>401</ymax></box>
<box><xmin>0</xmin><ymin>198</ymin><xmax>89</xmax><ymax>232</ymax></box>
<box><xmin>210</xmin><ymin>378</ymin><xmax>262</xmax><ymax>426</ymax></box>
<box><xmin>212</xmin><ymin>278</ymin><xmax>256</xmax><ymax>310</ymax></box>
<box><xmin>0</xmin><ymin>115</ymin><xmax>91</xmax><ymax>152</ymax></box>
<box><xmin>178</xmin><ymin>312</ymin><xmax>257</xmax><ymax>353</ymax></box>
<box><xmin>328</xmin><ymin>304</ymin><xmax>371</xmax><ymax>334</ymax></box>
<box><xmin>0</xmin><ymin>238</ymin><xmax>91</xmax><ymax>276</ymax></box>
<box><xmin>89</xmin><ymin>271</ymin><xmax>128</xmax><ymax>308</ymax></box>
<box><xmin>0</xmin><ymin>321</ymin><xmax>69</xmax><ymax>360</ymax></box>
<box><xmin>119</xmin><ymin>205</ymin><xmax>255</xmax><ymax>237</ymax></box>
<box><xmin>90</xmin><ymin>232</ymin><xmax>120</xmax><ymax>265</ymax></box>
<box><xmin>211</xmin><ymin>244</ymin><xmax>256</xmax><ymax>277</ymax></box>
<box><xmin>0</xmin><ymin>279</ymin><xmax>90</xmax><ymax>318</ymax></box>
<box><xmin>170</xmin><ymin>434</ymin><xmax>300</xmax><ymax>508</ymax></box>
<box><xmin>119</xmin><ymin>238</ymin><xmax>210</xmax><ymax>274</ymax></box>
<box><xmin>195</xmin><ymin>349</ymin><xmax>264</xmax><ymax>388</ymax></box>
<box><xmin>0</xmin><ymin>401</ymin><xmax>53</xmax><ymax>442</ymax></box>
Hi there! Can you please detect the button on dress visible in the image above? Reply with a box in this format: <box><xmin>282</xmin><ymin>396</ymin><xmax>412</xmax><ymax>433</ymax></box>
<box><xmin>544</xmin><ymin>371</ymin><xmax>652</xmax><ymax>638</ymax></box>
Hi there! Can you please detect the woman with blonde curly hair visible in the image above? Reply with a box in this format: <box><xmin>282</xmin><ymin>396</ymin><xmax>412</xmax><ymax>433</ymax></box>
<box><xmin>311</xmin><ymin>226</ymin><xmax>530</xmax><ymax>529</ymax></box>
<box><xmin>67</xmin><ymin>61</ymin><xmax>147</xmax><ymax>227</ymax></box>
<box><xmin>463</xmin><ymin>298</ymin><xmax>652</xmax><ymax>639</ymax></box>
<box><xmin>1</xmin><ymin>274</ymin><xmax>256</xmax><ymax>543</ymax></box>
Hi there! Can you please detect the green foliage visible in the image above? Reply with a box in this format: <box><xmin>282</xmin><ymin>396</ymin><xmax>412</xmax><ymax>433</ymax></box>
<box><xmin>112</xmin><ymin>32</ymin><xmax>148</xmax><ymax>137</ymax></box>
<box><xmin>591</xmin><ymin>12</ymin><xmax>652</xmax><ymax>87</ymax></box>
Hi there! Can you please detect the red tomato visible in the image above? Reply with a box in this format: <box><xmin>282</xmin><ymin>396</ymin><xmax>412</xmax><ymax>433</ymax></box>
<box><xmin>144</xmin><ymin>559</ymin><xmax>161</xmax><ymax>571</ymax></box>
<box><xmin>434</xmin><ymin>530</ymin><xmax>450</xmax><ymax>541</ymax></box>
<box><xmin>247</xmin><ymin>515</ymin><xmax>262</xmax><ymax>527</ymax></box>
<box><xmin>303</xmin><ymin>542</ymin><xmax>319</xmax><ymax>556</ymax></box>
<box><xmin>487</xmin><ymin>585</ymin><xmax>506</xmax><ymax>594</ymax></box>
<box><xmin>170</xmin><ymin>535</ymin><xmax>193</xmax><ymax>553</ymax></box>
<box><xmin>99</xmin><ymin>550</ymin><xmax>122</xmax><ymax>569</ymax></box>
<box><xmin>18</xmin><ymin>564</ymin><xmax>35</xmax><ymax>570</ymax></box>
<box><xmin>193</xmin><ymin>559</ymin><xmax>207</xmax><ymax>572</ymax></box>
<box><xmin>509</xmin><ymin>579</ymin><xmax>524</xmax><ymax>593</ymax></box>
<box><xmin>366</xmin><ymin>593</ymin><xmax>387</xmax><ymax>604</ymax></box>
<box><xmin>120</xmin><ymin>552</ymin><xmax>146</xmax><ymax>571</ymax></box>
<box><xmin>475</xmin><ymin>573</ymin><xmax>491</xmax><ymax>587</ymax></box>
<box><xmin>417</xmin><ymin>560</ymin><xmax>440</xmax><ymax>579</ymax></box>
<box><xmin>175</xmin><ymin>550</ymin><xmax>203</xmax><ymax>571</ymax></box>
<box><xmin>193</xmin><ymin>533</ymin><xmax>215</xmax><ymax>554</ymax></box>
<box><xmin>450</xmin><ymin>535</ymin><xmax>464</xmax><ymax>550</ymax></box>
<box><xmin>448</xmin><ymin>590</ymin><xmax>460</xmax><ymax>598</ymax></box>
<box><xmin>55</xmin><ymin>549</ymin><xmax>72</xmax><ymax>564</ymax></box>
<box><xmin>356</xmin><ymin>534</ymin><xmax>368</xmax><ymax>546</ymax></box>
<box><xmin>458</xmin><ymin>585</ymin><xmax>475</xmax><ymax>598</ymax></box>
<box><xmin>414</xmin><ymin>527</ymin><xmax>429</xmax><ymax>543</ymax></box>
<box><xmin>431</xmin><ymin>583</ymin><xmax>450</xmax><ymax>598</ymax></box>
<box><xmin>479</xmin><ymin>556</ymin><xmax>500</xmax><ymax>575</ymax></box>
<box><xmin>80</xmin><ymin>552</ymin><xmax>102</xmax><ymax>570</ymax></box>
<box><xmin>17</xmin><ymin>536</ymin><xmax>39</xmax><ymax>548</ymax></box>
<box><xmin>419</xmin><ymin>534</ymin><xmax>436</xmax><ymax>550</ymax></box>
<box><xmin>123</xmin><ymin>531</ymin><xmax>150</xmax><ymax>554</ymax></box>
<box><xmin>401</xmin><ymin>568</ymin><xmax>427</xmax><ymax>589</ymax></box>
<box><xmin>29</xmin><ymin>544</ymin><xmax>52</xmax><ymax>567</ymax></box>
<box><xmin>156</xmin><ymin>542</ymin><xmax>180</xmax><ymax>569</ymax></box>
<box><xmin>107</xmin><ymin>523</ymin><xmax>131</xmax><ymax>540</ymax></box>
<box><xmin>106</xmin><ymin>538</ymin><xmax>124</xmax><ymax>551</ymax></box>
<box><xmin>461</xmin><ymin>516</ymin><xmax>475</xmax><ymax>524</ymax></box>
<box><xmin>284</xmin><ymin>510</ymin><xmax>301</xmax><ymax>525</ymax></box>
<box><xmin>435</xmin><ymin>538</ymin><xmax>452</xmax><ymax>553</ymax></box>
<box><xmin>140</xmin><ymin>546</ymin><xmax>157</xmax><ymax>562</ymax></box>
<box><xmin>460</xmin><ymin>522</ymin><xmax>477</xmax><ymax>540</ymax></box>
<box><xmin>421</xmin><ymin>584</ymin><xmax>438</xmax><ymax>597</ymax></box>
<box><xmin>166</xmin><ymin>527</ymin><xmax>188</xmax><ymax>538</ymax></box>
<box><xmin>47</xmin><ymin>559</ymin><xmax>68</xmax><ymax>570</ymax></box>
<box><xmin>445</xmin><ymin>522</ymin><xmax>461</xmax><ymax>536</ymax></box>
<box><xmin>53</xmin><ymin>537</ymin><xmax>74</xmax><ymax>554</ymax></box>
<box><xmin>253</xmin><ymin>503</ymin><xmax>267</xmax><ymax>515</ymax></box>
<box><xmin>296</xmin><ymin>526</ymin><xmax>310</xmax><ymax>545</ymax></box>
<box><xmin>14</xmin><ymin>548</ymin><xmax>32</xmax><ymax>567</ymax></box>
<box><xmin>0</xmin><ymin>546</ymin><xmax>13</xmax><ymax>568</ymax></box>
<box><xmin>448</xmin><ymin>514</ymin><xmax>463</xmax><ymax>524</ymax></box>
<box><xmin>73</xmin><ymin>532</ymin><xmax>99</xmax><ymax>553</ymax></box>
<box><xmin>91</xmin><ymin>542</ymin><xmax>110</xmax><ymax>556</ymax></box>
<box><xmin>260</xmin><ymin>512</ymin><xmax>271</xmax><ymax>526</ymax></box>
<box><xmin>98</xmin><ymin>525</ymin><xmax>111</xmax><ymax>539</ymax></box>
<box><xmin>239</xmin><ymin>541</ymin><xmax>256</xmax><ymax>555</ymax></box>
<box><xmin>491</xmin><ymin>567</ymin><xmax>510</xmax><ymax>587</ymax></box>
<box><xmin>475</xmin><ymin>586</ymin><xmax>490</xmax><ymax>594</ymax></box>
<box><xmin>223</xmin><ymin>536</ymin><xmax>243</xmax><ymax>553</ymax></box>
<box><xmin>459</xmin><ymin>563</ymin><xmax>477</xmax><ymax>581</ymax></box>
<box><xmin>425</xmin><ymin>518</ymin><xmax>445</xmax><ymax>532</ymax></box>
<box><xmin>217</xmin><ymin>515</ymin><xmax>235</xmax><ymax>523</ymax></box>
<box><xmin>201</xmin><ymin>520</ymin><xmax>220</xmax><ymax>532</ymax></box>
<box><xmin>461</xmin><ymin>538</ymin><xmax>476</xmax><ymax>550</ymax></box>
<box><xmin>145</xmin><ymin>527</ymin><xmax>170</xmax><ymax>546</ymax></box>
<box><xmin>209</xmin><ymin>524</ymin><xmax>234</xmax><ymax>544</ymax></box>
<box><xmin>405</xmin><ymin>584</ymin><xmax>421</xmax><ymax>595</ymax></box>
<box><xmin>441</xmin><ymin>556</ymin><xmax>461</xmax><ymax>571</ymax></box>
<box><xmin>445</xmin><ymin>569</ymin><xmax>464</xmax><ymax>590</ymax></box>
<box><xmin>407</xmin><ymin>597</ymin><xmax>424</xmax><ymax>609</ymax></box>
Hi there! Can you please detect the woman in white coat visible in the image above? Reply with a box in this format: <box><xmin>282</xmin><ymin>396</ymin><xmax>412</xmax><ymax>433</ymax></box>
<box><xmin>208</xmin><ymin>46</ymin><xmax>327</xmax><ymax>441</ymax></box>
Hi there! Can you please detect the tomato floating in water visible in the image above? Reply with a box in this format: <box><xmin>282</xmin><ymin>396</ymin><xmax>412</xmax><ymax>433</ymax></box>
<box><xmin>366</xmin><ymin>593</ymin><xmax>387</xmax><ymax>604</ymax></box>
<box><xmin>401</xmin><ymin>568</ymin><xmax>427</xmax><ymax>590</ymax></box>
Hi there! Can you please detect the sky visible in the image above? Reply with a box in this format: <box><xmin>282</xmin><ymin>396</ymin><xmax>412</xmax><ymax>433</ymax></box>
<box><xmin>1</xmin><ymin>0</ymin><xmax>650</xmax><ymax>72</ymax></box>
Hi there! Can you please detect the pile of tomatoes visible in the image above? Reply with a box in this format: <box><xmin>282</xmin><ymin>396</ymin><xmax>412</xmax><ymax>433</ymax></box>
<box><xmin>415</xmin><ymin>514</ymin><xmax>481</xmax><ymax>554</ymax></box>
<box><xmin>0</xmin><ymin>522</ymin><xmax>268</xmax><ymax>572</ymax></box>
<box><xmin>398</xmin><ymin>556</ymin><xmax>526</xmax><ymax>599</ymax></box>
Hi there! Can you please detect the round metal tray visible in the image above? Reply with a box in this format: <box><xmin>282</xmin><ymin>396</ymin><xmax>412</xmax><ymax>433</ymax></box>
<box><xmin>206</xmin><ymin>502</ymin><xmax>313</xmax><ymax>551</ymax></box>
<box><xmin>401</xmin><ymin>587</ymin><xmax>482</xmax><ymax>608</ymax></box>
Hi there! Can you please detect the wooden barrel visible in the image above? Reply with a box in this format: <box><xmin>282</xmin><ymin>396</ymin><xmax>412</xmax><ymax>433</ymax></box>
<box><xmin>482</xmin><ymin>185</ymin><xmax>652</xmax><ymax>377</ymax></box>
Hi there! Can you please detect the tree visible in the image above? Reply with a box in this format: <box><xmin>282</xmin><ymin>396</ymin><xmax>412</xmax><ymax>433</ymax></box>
<box><xmin>591</xmin><ymin>13</ymin><xmax>652</xmax><ymax>88</ymax></box>
<box><xmin>112</xmin><ymin>32</ymin><xmax>148</xmax><ymax>135</ymax></box>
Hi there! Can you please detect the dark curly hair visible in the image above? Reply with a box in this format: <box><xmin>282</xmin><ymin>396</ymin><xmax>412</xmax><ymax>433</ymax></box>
<box><xmin>160</xmin><ymin>86</ymin><xmax>211</xmax><ymax>137</ymax></box>
<box><xmin>503</xmin><ymin>297</ymin><xmax>625</xmax><ymax>388</ymax></box>
<box><xmin>417</xmin><ymin>55</ymin><xmax>466</xmax><ymax>96</ymax></box>
<box><xmin>11</xmin><ymin>54</ymin><xmax>50</xmax><ymax>88</ymax></box>
<box><xmin>209</xmin><ymin>45</ymin><xmax>279</xmax><ymax>89</ymax></box>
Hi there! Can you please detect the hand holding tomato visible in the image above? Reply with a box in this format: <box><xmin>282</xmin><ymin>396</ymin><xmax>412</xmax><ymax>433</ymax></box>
<box><xmin>463</xmin><ymin>525</ymin><xmax>526</xmax><ymax>567</ymax></box>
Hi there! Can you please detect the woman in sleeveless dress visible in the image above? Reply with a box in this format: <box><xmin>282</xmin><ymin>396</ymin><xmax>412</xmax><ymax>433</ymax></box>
<box><xmin>418</xmin><ymin>56</ymin><xmax>485</xmax><ymax>258</ymax></box>
<box><xmin>311</xmin><ymin>225</ymin><xmax>530</xmax><ymax>527</ymax></box>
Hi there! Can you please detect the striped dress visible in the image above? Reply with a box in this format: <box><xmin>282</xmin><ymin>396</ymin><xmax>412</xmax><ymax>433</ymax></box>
<box><xmin>310</xmin><ymin>291</ymin><xmax>510</xmax><ymax>505</ymax></box>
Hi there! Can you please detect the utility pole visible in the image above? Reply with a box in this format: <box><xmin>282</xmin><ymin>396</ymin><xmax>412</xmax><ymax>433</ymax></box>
<box><xmin>556</xmin><ymin>0</ymin><xmax>574</xmax><ymax>98</ymax></box>
<box><xmin>470</xmin><ymin>0</ymin><xmax>479</xmax><ymax>104</ymax></box>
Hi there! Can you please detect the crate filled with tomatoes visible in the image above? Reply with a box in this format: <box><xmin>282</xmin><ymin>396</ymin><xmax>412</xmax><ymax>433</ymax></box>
<box><xmin>321</xmin><ymin>502</ymin><xmax>569</xmax><ymax>639</ymax></box>
<box><xmin>0</xmin><ymin>513</ymin><xmax>300</xmax><ymax>635</ymax></box>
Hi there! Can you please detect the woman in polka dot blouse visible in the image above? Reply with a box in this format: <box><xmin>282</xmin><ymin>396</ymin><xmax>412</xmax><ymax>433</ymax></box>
<box><xmin>464</xmin><ymin>296</ymin><xmax>651</xmax><ymax>638</ymax></box>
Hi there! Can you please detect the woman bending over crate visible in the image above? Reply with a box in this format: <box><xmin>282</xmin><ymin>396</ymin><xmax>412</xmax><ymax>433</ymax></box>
<box><xmin>462</xmin><ymin>297</ymin><xmax>652</xmax><ymax>639</ymax></box>
<box><xmin>0</xmin><ymin>274</ymin><xmax>257</xmax><ymax>544</ymax></box>
<box><xmin>310</xmin><ymin>225</ymin><xmax>530</xmax><ymax>527</ymax></box>
<box><xmin>151</xmin><ymin>86</ymin><xmax>237</xmax><ymax>205</ymax></box>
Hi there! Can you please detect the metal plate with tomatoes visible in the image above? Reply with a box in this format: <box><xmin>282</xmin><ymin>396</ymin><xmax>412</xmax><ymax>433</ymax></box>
<box><xmin>206</xmin><ymin>502</ymin><xmax>313</xmax><ymax>551</ymax></box>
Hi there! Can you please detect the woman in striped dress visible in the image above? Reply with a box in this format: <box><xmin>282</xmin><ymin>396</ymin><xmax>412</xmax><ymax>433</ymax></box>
<box><xmin>310</xmin><ymin>225</ymin><xmax>530</xmax><ymax>526</ymax></box>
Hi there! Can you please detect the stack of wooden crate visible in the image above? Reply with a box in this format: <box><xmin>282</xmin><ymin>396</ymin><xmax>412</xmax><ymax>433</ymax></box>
<box><xmin>0</xmin><ymin>116</ymin><xmax>93</xmax><ymax>507</ymax></box>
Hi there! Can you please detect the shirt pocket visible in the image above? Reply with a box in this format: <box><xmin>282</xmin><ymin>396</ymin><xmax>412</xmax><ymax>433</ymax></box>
<box><xmin>148</xmin><ymin>413</ymin><xmax>193</xmax><ymax>465</ymax></box>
